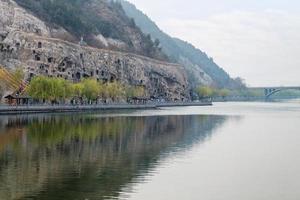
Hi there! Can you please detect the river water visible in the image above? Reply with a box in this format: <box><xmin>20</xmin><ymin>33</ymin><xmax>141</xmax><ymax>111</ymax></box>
<box><xmin>0</xmin><ymin>102</ymin><xmax>299</xmax><ymax>200</ymax></box>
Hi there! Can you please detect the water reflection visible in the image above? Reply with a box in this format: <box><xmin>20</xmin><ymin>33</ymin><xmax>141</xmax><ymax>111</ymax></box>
<box><xmin>0</xmin><ymin>114</ymin><xmax>227</xmax><ymax>200</ymax></box>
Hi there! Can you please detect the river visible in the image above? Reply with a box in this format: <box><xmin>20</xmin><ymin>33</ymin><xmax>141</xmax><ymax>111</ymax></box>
<box><xmin>0</xmin><ymin>102</ymin><xmax>299</xmax><ymax>200</ymax></box>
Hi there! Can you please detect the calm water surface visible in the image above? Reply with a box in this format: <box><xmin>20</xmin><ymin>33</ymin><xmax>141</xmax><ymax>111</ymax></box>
<box><xmin>0</xmin><ymin>102</ymin><xmax>299</xmax><ymax>200</ymax></box>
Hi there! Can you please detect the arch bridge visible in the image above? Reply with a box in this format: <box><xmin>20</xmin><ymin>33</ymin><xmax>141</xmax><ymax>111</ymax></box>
<box><xmin>253</xmin><ymin>87</ymin><xmax>300</xmax><ymax>99</ymax></box>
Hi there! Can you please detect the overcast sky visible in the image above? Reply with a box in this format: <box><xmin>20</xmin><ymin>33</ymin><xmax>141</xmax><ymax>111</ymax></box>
<box><xmin>127</xmin><ymin>0</ymin><xmax>300</xmax><ymax>87</ymax></box>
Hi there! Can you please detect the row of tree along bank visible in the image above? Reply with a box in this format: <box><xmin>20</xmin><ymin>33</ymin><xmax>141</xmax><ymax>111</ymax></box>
<box><xmin>0</xmin><ymin>75</ymin><xmax>269</xmax><ymax>106</ymax></box>
<box><xmin>194</xmin><ymin>86</ymin><xmax>273</xmax><ymax>100</ymax></box>
<box><xmin>26</xmin><ymin>76</ymin><xmax>146</xmax><ymax>104</ymax></box>
<box><xmin>0</xmin><ymin>70</ymin><xmax>211</xmax><ymax>105</ymax></box>
<box><xmin>4</xmin><ymin>69</ymin><xmax>297</xmax><ymax>106</ymax></box>
<box><xmin>25</xmin><ymin>80</ymin><xmax>300</xmax><ymax>104</ymax></box>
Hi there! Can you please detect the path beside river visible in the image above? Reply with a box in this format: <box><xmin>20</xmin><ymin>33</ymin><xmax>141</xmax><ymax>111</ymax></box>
<box><xmin>0</xmin><ymin>102</ymin><xmax>212</xmax><ymax>115</ymax></box>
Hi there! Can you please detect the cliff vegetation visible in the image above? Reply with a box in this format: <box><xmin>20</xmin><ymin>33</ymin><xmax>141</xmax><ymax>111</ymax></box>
<box><xmin>14</xmin><ymin>0</ymin><xmax>167</xmax><ymax>60</ymax></box>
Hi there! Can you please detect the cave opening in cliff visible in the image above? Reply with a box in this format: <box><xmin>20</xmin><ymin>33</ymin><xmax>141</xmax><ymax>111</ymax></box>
<box><xmin>38</xmin><ymin>42</ymin><xmax>42</xmax><ymax>48</ymax></box>
<box><xmin>76</xmin><ymin>72</ymin><xmax>81</xmax><ymax>80</ymax></box>
<box><xmin>35</xmin><ymin>55</ymin><xmax>41</xmax><ymax>61</ymax></box>
<box><xmin>110</xmin><ymin>76</ymin><xmax>115</xmax><ymax>82</ymax></box>
<box><xmin>66</xmin><ymin>61</ymin><xmax>72</xmax><ymax>68</ymax></box>
<box><xmin>29</xmin><ymin>73</ymin><xmax>35</xmax><ymax>80</ymax></box>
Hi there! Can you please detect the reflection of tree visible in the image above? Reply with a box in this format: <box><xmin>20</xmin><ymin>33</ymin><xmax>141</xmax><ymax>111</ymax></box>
<box><xmin>0</xmin><ymin>116</ymin><xmax>30</xmax><ymax>153</ymax></box>
<box><xmin>0</xmin><ymin>114</ymin><xmax>227</xmax><ymax>200</ymax></box>
<box><xmin>27</xmin><ymin>116</ymin><xmax>141</xmax><ymax>146</ymax></box>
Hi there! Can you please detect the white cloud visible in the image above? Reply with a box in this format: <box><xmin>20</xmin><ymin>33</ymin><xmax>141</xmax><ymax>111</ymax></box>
<box><xmin>158</xmin><ymin>10</ymin><xmax>300</xmax><ymax>87</ymax></box>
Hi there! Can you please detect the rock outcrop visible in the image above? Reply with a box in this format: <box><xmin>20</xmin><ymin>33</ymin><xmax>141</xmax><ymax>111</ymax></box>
<box><xmin>0</xmin><ymin>0</ymin><xmax>189</xmax><ymax>101</ymax></box>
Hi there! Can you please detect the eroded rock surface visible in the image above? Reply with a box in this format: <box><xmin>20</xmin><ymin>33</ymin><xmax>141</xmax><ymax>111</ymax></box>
<box><xmin>0</xmin><ymin>0</ymin><xmax>189</xmax><ymax>100</ymax></box>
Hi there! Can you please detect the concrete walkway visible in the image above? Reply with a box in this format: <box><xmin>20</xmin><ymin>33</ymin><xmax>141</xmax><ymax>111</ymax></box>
<box><xmin>0</xmin><ymin>102</ymin><xmax>212</xmax><ymax>115</ymax></box>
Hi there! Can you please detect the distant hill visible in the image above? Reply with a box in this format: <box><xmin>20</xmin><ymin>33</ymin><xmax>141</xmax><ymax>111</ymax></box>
<box><xmin>120</xmin><ymin>0</ymin><xmax>241</xmax><ymax>88</ymax></box>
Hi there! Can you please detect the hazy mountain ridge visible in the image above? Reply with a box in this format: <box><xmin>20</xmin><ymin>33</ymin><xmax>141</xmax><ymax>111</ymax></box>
<box><xmin>120</xmin><ymin>0</ymin><xmax>241</xmax><ymax>88</ymax></box>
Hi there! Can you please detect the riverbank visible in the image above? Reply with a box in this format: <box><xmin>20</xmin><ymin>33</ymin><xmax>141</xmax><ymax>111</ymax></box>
<box><xmin>213</xmin><ymin>96</ymin><xmax>300</xmax><ymax>102</ymax></box>
<box><xmin>0</xmin><ymin>102</ymin><xmax>212</xmax><ymax>115</ymax></box>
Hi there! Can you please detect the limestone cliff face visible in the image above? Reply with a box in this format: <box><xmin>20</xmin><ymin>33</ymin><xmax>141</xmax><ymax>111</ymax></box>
<box><xmin>0</xmin><ymin>0</ymin><xmax>189</xmax><ymax>100</ymax></box>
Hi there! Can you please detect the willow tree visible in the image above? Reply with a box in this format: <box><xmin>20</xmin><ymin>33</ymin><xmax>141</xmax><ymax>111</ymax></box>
<box><xmin>81</xmin><ymin>78</ymin><xmax>100</xmax><ymax>102</ymax></box>
<box><xmin>134</xmin><ymin>86</ymin><xmax>146</xmax><ymax>97</ymax></box>
<box><xmin>27</xmin><ymin>76</ymin><xmax>72</xmax><ymax>102</ymax></box>
<box><xmin>27</xmin><ymin>76</ymin><xmax>50</xmax><ymax>101</ymax></box>
<box><xmin>50</xmin><ymin>78</ymin><xmax>73</xmax><ymax>101</ymax></box>
<box><xmin>106</xmin><ymin>81</ymin><xmax>124</xmax><ymax>102</ymax></box>
<box><xmin>72</xmin><ymin>82</ymin><xmax>84</xmax><ymax>98</ymax></box>
<box><xmin>98</xmin><ymin>81</ymin><xmax>108</xmax><ymax>100</ymax></box>
<box><xmin>218</xmin><ymin>89</ymin><xmax>230</xmax><ymax>98</ymax></box>
<box><xmin>125</xmin><ymin>85</ymin><xmax>146</xmax><ymax>99</ymax></box>
<box><xmin>196</xmin><ymin>86</ymin><xmax>214</xmax><ymax>99</ymax></box>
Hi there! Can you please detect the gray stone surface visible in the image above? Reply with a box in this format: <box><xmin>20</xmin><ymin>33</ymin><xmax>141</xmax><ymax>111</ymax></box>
<box><xmin>0</xmin><ymin>0</ymin><xmax>189</xmax><ymax>101</ymax></box>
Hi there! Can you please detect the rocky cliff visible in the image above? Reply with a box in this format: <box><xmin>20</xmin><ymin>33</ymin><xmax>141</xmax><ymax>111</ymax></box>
<box><xmin>0</xmin><ymin>0</ymin><xmax>189</xmax><ymax>101</ymax></box>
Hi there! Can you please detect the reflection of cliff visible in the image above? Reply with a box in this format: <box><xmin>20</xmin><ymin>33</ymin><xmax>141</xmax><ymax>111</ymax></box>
<box><xmin>0</xmin><ymin>114</ymin><xmax>227</xmax><ymax>200</ymax></box>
